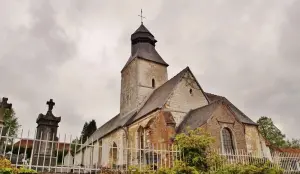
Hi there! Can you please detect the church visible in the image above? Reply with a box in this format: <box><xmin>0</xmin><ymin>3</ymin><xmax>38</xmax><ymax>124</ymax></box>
<box><xmin>74</xmin><ymin>22</ymin><xmax>270</xmax><ymax>167</ymax></box>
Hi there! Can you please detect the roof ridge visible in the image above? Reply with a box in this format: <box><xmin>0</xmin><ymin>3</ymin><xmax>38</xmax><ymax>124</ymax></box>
<box><xmin>158</xmin><ymin>67</ymin><xmax>190</xmax><ymax>109</ymax></box>
<box><xmin>190</xmin><ymin>99</ymin><xmax>221</xmax><ymax>112</ymax></box>
<box><xmin>129</xmin><ymin>67</ymin><xmax>190</xmax><ymax>123</ymax></box>
<box><xmin>176</xmin><ymin>101</ymin><xmax>221</xmax><ymax>133</ymax></box>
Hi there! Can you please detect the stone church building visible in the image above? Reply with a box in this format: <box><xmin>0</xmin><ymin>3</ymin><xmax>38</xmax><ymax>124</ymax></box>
<box><xmin>74</xmin><ymin>23</ymin><xmax>270</xmax><ymax>167</ymax></box>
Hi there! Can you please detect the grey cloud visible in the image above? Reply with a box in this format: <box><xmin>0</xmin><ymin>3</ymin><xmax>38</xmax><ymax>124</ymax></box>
<box><xmin>0</xmin><ymin>0</ymin><xmax>299</xmax><ymax>139</ymax></box>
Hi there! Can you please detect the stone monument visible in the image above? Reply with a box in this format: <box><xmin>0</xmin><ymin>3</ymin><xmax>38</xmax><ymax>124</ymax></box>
<box><xmin>0</xmin><ymin>97</ymin><xmax>12</xmax><ymax>154</ymax></box>
<box><xmin>31</xmin><ymin>99</ymin><xmax>61</xmax><ymax>170</ymax></box>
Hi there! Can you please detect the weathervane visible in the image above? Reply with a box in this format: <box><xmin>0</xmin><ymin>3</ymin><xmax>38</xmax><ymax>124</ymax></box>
<box><xmin>138</xmin><ymin>9</ymin><xmax>146</xmax><ymax>24</ymax></box>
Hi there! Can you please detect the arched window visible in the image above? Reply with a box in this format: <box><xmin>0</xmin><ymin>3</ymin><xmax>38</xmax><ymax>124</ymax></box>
<box><xmin>222</xmin><ymin>128</ymin><xmax>234</xmax><ymax>152</ymax></box>
<box><xmin>109</xmin><ymin>142</ymin><xmax>118</xmax><ymax>167</ymax></box>
<box><xmin>137</xmin><ymin>126</ymin><xmax>145</xmax><ymax>163</ymax></box>
<box><xmin>152</xmin><ymin>79</ymin><xmax>155</xmax><ymax>88</ymax></box>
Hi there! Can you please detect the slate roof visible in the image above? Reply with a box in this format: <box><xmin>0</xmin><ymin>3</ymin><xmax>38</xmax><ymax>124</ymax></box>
<box><xmin>176</xmin><ymin>101</ymin><xmax>221</xmax><ymax>133</ymax></box>
<box><xmin>122</xmin><ymin>45</ymin><xmax>169</xmax><ymax>71</ymax></box>
<box><xmin>122</xmin><ymin>24</ymin><xmax>168</xmax><ymax>72</ymax></box>
<box><xmin>78</xmin><ymin>110</ymin><xmax>136</xmax><ymax>151</ymax></box>
<box><xmin>132</xmin><ymin>24</ymin><xmax>153</xmax><ymax>35</ymax></box>
<box><xmin>205</xmin><ymin>92</ymin><xmax>257</xmax><ymax>125</ymax></box>
<box><xmin>129</xmin><ymin>67</ymin><xmax>189</xmax><ymax>123</ymax></box>
<box><xmin>176</xmin><ymin>96</ymin><xmax>257</xmax><ymax>133</ymax></box>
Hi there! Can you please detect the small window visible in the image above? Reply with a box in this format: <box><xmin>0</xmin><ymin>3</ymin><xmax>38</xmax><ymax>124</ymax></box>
<box><xmin>189</xmin><ymin>89</ymin><xmax>193</xmax><ymax>95</ymax></box>
<box><xmin>152</xmin><ymin>79</ymin><xmax>155</xmax><ymax>88</ymax></box>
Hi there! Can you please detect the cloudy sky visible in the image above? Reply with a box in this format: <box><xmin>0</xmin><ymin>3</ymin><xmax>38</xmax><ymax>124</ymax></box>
<box><xmin>0</xmin><ymin>0</ymin><xmax>299</xmax><ymax>140</ymax></box>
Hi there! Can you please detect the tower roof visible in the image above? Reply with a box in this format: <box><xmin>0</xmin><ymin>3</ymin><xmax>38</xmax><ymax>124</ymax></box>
<box><xmin>132</xmin><ymin>23</ymin><xmax>152</xmax><ymax>35</ymax></box>
<box><xmin>131</xmin><ymin>23</ymin><xmax>157</xmax><ymax>45</ymax></box>
<box><xmin>122</xmin><ymin>23</ymin><xmax>168</xmax><ymax>72</ymax></box>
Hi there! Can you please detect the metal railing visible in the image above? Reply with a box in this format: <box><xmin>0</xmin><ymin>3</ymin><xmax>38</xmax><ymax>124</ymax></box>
<box><xmin>0</xmin><ymin>128</ymin><xmax>182</xmax><ymax>173</ymax></box>
<box><xmin>1</xmin><ymin>128</ymin><xmax>300</xmax><ymax>173</ymax></box>
<box><xmin>212</xmin><ymin>149</ymin><xmax>300</xmax><ymax>173</ymax></box>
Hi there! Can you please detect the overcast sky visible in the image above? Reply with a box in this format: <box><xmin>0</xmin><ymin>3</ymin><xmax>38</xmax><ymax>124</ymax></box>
<box><xmin>0</xmin><ymin>0</ymin><xmax>299</xmax><ymax>140</ymax></box>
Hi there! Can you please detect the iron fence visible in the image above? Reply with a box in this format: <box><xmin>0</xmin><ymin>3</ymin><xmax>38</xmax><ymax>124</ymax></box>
<box><xmin>1</xmin><ymin>128</ymin><xmax>300</xmax><ymax>173</ymax></box>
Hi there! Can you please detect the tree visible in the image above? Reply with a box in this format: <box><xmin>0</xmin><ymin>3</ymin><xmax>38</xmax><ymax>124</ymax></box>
<box><xmin>80</xmin><ymin>122</ymin><xmax>88</xmax><ymax>143</ymax></box>
<box><xmin>2</xmin><ymin>108</ymin><xmax>21</xmax><ymax>143</ymax></box>
<box><xmin>257</xmin><ymin>116</ymin><xmax>286</xmax><ymax>147</ymax></box>
<box><xmin>80</xmin><ymin>120</ymin><xmax>97</xmax><ymax>143</ymax></box>
<box><xmin>86</xmin><ymin>119</ymin><xmax>97</xmax><ymax>138</ymax></box>
<box><xmin>285</xmin><ymin>139</ymin><xmax>300</xmax><ymax>148</ymax></box>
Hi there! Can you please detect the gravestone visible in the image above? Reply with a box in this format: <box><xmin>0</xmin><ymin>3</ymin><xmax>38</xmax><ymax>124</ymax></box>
<box><xmin>31</xmin><ymin>99</ymin><xmax>61</xmax><ymax>170</ymax></box>
<box><xmin>0</xmin><ymin>97</ymin><xmax>12</xmax><ymax>154</ymax></box>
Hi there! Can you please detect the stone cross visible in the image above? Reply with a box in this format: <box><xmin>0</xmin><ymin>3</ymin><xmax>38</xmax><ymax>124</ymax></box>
<box><xmin>46</xmin><ymin>99</ymin><xmax>55</xmax><ymax>112</ymax></box>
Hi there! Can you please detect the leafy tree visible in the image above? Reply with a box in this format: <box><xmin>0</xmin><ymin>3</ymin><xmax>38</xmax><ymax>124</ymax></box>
<box><xmin>80</xmin><ymin>122</ymin><xmax>88</xmax><ymax>143</ymax></box>
<box><xmin>257</xmin><ymin>116</ymin><xmax>286</xmax><ymax>147</ymax></box>
<box><xmin>285</xmin><ymin>139</ymin><xmax>300</xmax><ymax>148</ymax></box>
<box><xmin>1</xmin><ymin>108</ymin><xmax>21</xmax><ymax>145</ymax></box>
<box><xmin>86</xmin><ymin>119</ymin><xmax>97</xmax><ymax>138</ymax></box>
<box><xmin>80</xmin><ymin>120</ymin><xmax>97</xmax><ymax>143</ymax></box>
<box><xmin>174</xmin><ymin>128</ymin><xmax>221</xmax><ymax>172</ymax></box>
<box><xmin>3</xmin><ymin>108</ymin><xmax>20</xmax><ymax>137</ymax></box>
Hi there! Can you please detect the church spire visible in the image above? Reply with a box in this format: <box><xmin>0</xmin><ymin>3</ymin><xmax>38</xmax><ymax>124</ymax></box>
<box><xmin>120</xmin><ymin>14</ymin><xmax>169</xmax><ymax>116</ymax></box>
<box><xmin>131</xmin><ymin>23</ymin><xmax>157</xmax><ymax>47</ymax></box>
<box><xmin>121</xmin><ymin>15</ymin><xmax>168</xmax><ymax>72</ymax></box>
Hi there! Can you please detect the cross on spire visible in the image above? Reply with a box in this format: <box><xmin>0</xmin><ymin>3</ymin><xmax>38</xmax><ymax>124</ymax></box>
<box><xmin>46</xmin><ymin>99</ymin><xmax>55</xmax><ymax>112</ymax></box>
<box><xmin>138</xmin><ymin>9</ymin><xmax>146</xmax><ymax>24</ymax></box>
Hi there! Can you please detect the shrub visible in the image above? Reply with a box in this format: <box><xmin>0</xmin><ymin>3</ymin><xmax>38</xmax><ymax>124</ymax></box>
<box><xmin>0</xmin><ymin>157</ymin><xmax>37</xmax><ymax>174</ymax></box>
<box><xmin>210</xmin><ymin>163</ymin><xmax>284</xmax><ymax>174</ymax></box>
<box><xmin>158</xmin><ymin>161</ymin><xmax>200</xmax><ymax>174</ymax></box>
<box><xmin>128</xmin><ymin>165</ymin><xmax>156</xmax><ymax>174</ymax></box>
<box><xmin>0</xmin><ymin>156</ymin><xmax>12</xmax><ymax>168</ymax></box>
<box><xmin>18</xmin><ymin>168</ymin><xmax>37</xmax><ymax>174</ymax></box>
<box><xmin>174</xmin><ymin>128</ymin><xmax>217</xmax><ymax>172</ymax></box>
<box><xmin>172</xmin><ymin>128</ymin><xmax>284</xmax><ymax>173</ymax></box>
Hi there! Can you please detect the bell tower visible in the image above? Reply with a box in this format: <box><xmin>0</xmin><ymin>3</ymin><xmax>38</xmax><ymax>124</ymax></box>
<box><xmin>120</xmin><ymin>23</ymin><xmax>169</xmax><ymax>116</ymax></box>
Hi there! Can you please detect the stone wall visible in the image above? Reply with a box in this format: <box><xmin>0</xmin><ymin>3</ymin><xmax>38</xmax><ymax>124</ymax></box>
<box><xmin>137</xmin><ymin>59</ymin><xmax>168</xmax><ymax>107</ymax></box>
<box><xmin>203</xmin><ymin>104</ymin><xmax>247</xmax><ymax>151</ymax></box>
<box><xmin>120</xmin><ymin>59</ymin><xmax>138</xmax><ymax>116</ymax></box>
<box><xmin>120</xmin><ymin>59</ymin><xmax>168</xmax><ymax>117</ymax></box>
<box><xmin>164</xmin><ymin>70</ymin><xmax>208</xmax><ymax>125</ymax></box>
<box><xmin>100</xmin><ymin>128</ymin><xmax>126</xmax><ymax>166</ymax></box>
<box><xmin>245</xmin><ymin>125</ymin><xmax>263</xmax><ymax>153</ymax></box>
